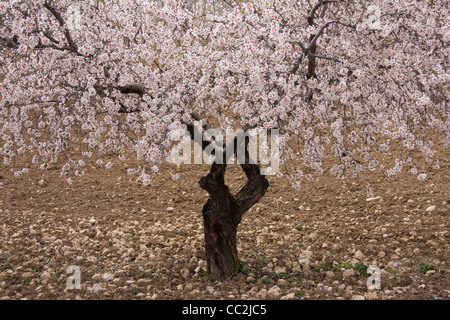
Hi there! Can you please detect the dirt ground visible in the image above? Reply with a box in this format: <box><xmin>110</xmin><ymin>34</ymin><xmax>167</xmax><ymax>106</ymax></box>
<box><xmin>0</xmin><ymin>133</ymin><xmax>449</xmax><ymax>300</ymax></box>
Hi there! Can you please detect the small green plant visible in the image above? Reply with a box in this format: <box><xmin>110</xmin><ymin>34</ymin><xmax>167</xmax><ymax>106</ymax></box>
<box><xmin>203</xmin><ymin>271</ymin><xmax>213</xmax><ymax>280</ymax></box>
<box><xmin>333</xmin><ymin>260</ymin><xmax>352</xmax><ymax>271</ymax></box>
<box><xmin>418</xmin><ymin>263</ymin><xmax>436</xmax><ymax>274</ymax></box>
<box><xmin>294</xmin><ymin>289</ymin><xmax>304</xmax><ymax>297</ymax></box>
<box><xmin>238</xmin><ymin>262</ymin><xmax>249</xmax><ymax>275</ymax></box>
<box><xmin>321</xmin><ymin>260</ymin><xmax>333</xmax><ymax>270</ymax></box>
<box><xmin>354</xmin><ymin>262</ymin><xmax>369</xmax><ymax>276</ymax></box>
<box><xmin>276</xmin><ymin>272</ymin><xmax>287</xmax><ymax>279</ymax></box>
<box><xmin>333</xmin><ymin>260</ymin><xmax>369</xmax><ymax>276</ymax></box>
<box><xmin>260</xmin><ymin>275</ymin><xmax>274</xmax><ymax>284</ymax></box>
<box><xmin>285</xmin><ymin>274</ymin><xmax>302</xmax><ymax>285</ymax></box>
<box><xmin>295</xmin><ymin>225</ymin><xmax>303</xmax><ymax>231</ymax></box>
<box><xmin>130</xmin><ymin>287</ymin><xmax>139</xmax><ymax>295</ymax></box>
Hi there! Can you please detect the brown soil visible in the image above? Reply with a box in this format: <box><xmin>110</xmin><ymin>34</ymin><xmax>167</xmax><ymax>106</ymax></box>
<box><xmin>0</xmin><ymin>135</ymin><xmax>449</xmax><ymax>300</ymax></box>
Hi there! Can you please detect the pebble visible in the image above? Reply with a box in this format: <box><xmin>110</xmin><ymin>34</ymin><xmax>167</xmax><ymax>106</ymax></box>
<box><xmin>257</xmin><ymin>289</ymin><xmax>267</xmax><ymax>299</ymax></box>
<box><xmin>280</xmin><ymin>293</ymin><xmax>295</xmax><ymax>300</ymax></box>
<box><xmin>366</xmin><ymin>292</ymin><xmax>378</xmax><ymax>300</ymax></box>
<box><xmin>325</xmin><ymin>271</ymin><xmax>335</xmax><ymax>278</ymax></box>
<box><xmin>308</xmin><ymin>233</ymin><xmax>318</xmax><ymax>241</ymax></box>
<box><xmin>102</xmin><ymin>273</ymin><xmax>115</xmax><ymax>281</ymax></box>
<box><xmin>277</xmin><ymin>279</ymin><xmax>288</xmax><ymax>286</ymax></box>
<box><xmin>298</xmin><ymin>258</ymin><xmax>310</xmax><ymax>272</ymax></box>
<box><xmin>425</xmin><ymin>205</ymin><xmax>436</xmax><ymax>212</ymax></box>
<box><xmin>267</xmin><ymin>286</ymin><xmax>282</xmax><ymax>298</ymax></box>
<box><xmin>41</xmin><ymin>272</ymin><xmax>51</xmax><ymax>280</ymax></box>
<box><xmin>180</xmin><ymin>268</ymin><xmax>189</xmax><ymax>278</ymax></box>
<box><xmin>92</xmin><ymin>284</ymin><xmax>105</xmax><ymax>293</ymax></box>
<box><xmin>355</xmin><ymin>250</ymin><xmax>365</xmax><ymax>260</ymax></box>
<box><xmin>351</xmin><ymin>295</ymin><xmax>365</xmax><ymax>300</ymax></box>
<box><xmin>343</xmin><ymin>269</ymin><xmax>355</xmax><ymax>278</ymax></box>
<box><xmin>274</xmin><ymin>266</ymin><xmax>286</xmax><ymax>275</ymax></box>
<box><xmin>167</xmin><ymin>207</ymin><xmax>175</xmax><ymax>212</ymax></box>
<box><xmin>92</xmin><ymin>273</ymin><xmax>102</xmax><ymax>280</ymax></box>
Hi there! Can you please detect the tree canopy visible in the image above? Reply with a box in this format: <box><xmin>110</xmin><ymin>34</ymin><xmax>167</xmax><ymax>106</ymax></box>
<box><xmin>1</xmin><ymin>0</ymin><xmax>449</xmax><ymax>189</ymax></box>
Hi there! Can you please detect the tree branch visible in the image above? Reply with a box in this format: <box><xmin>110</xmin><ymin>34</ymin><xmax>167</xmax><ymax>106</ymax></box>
<box><xmin>307</xmin><ymin>20</ymin><xmax>356</xmax><ymax>52</ymax></box>
<box><xmin>43</xmin><ymin>1</ymin><xmax>78</xmax><ymax>53</ymax></box>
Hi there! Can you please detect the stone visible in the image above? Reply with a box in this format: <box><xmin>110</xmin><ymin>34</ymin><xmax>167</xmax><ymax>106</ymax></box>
<box><xmin>280</xmin><ymin>293</ymin><xmax>295</xmax><ymax>300</ymax></box>
<box><xmin>351</xmin><ymin>295</ymin><xmax>365</xmax><ymax>300</ymax></box>
<box><xmin>257</xmin><ymin>289</ymin><xmax>267</xmax><ymax>299</ymax></box>
<box><xmin>167</xmin><ymin>207</ymin><xmax>175</xmax><ymax>212</ymax></box>
<box><xmin>267</xmin><ymin>286</ymin><xmax>282</xmax><ymax>298</ymax></box>
<box><xmin>102</xmin><ymin>273</ymin><xmax>115</xmax><ymax>281</ymax></box>
<box><xmin>298</xmin><ymin>258</ymin><xmax>310</xmax><ymax>271</ymax></box>
<box><xmin>425</xmin><ymin>205</ymin><xmax>436</xmax><ymax>212</ymax></box>
<box><xmin>274</xmin><ymin>266</ymin><xmax>286</xmax><ymax>275</ymax></box>
<box><xmin>277</xmin><ymin>279</ymin><xmax>289</xmax><ymax>286</ymax></box>
<box><xmin>343</xmin><ymin>269</ymin><xmax>355</xmax><ymax>278</ymax></box>
<box><xmin>325</xmin><ymin>271</ymin><xmax>335</xmax><ymax>278</ymax></box>
<box><xmin>92</xmin><ymin>273</ymin><xmax>102</xmax><ymax>280</ymax></box>
<box><xmin>366</xmin><ymin>291</ymin><xmax>378</xmax><ymax>300</ymax></box>
<box><xmin>92</xmin><ymin>284</ymin><xmax>105</xmax><ymax>293</ymax></box>
<box><xmin>308</xmin><ymin>233</ymin><xmax>318</xmax><ymax>241</ymax></box>
<box><xmin>41</xmin><ymin>272</ymin><xmax>51</xmax><ymax>280</ymax></box>
<box><xmin>355</xmin><ymin>250</ymin><xmax>365</xmax><ymax>260</ymax></box>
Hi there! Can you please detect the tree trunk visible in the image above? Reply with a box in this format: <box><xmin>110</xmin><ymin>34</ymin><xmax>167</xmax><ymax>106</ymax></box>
<box><xmin>183</xmin><ymin>114</ymin><xmax>270</xmax><ymax>280</ymax></box>
<box><xmin>199</xmin><ymin>162</ymin><xmax>269</xmax><ymax>280</ymax></box>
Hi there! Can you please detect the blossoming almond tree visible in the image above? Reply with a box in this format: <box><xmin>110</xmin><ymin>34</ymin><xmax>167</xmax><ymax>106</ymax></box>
<box><xmin>1</xmin><ymin>0</ymin><xmax>449</xmax><ymax>279</ymax></box>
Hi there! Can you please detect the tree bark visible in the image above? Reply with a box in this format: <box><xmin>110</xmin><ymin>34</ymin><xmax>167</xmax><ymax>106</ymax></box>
<box><xmin>199</xmin><ymin>160</ymin><xmax>269</xmax><ymax>280</ymax></box>
<box><xmin>183</xmin><ymin>113</ymin><xmax>270</xmax><ymax>280</ymax></box>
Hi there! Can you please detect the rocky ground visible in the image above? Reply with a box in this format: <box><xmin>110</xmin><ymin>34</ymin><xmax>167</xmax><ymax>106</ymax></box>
<box><xmin>0</xmin><ymin>141</ymin><xmax>449</xmax><ymax>300</ymax></box>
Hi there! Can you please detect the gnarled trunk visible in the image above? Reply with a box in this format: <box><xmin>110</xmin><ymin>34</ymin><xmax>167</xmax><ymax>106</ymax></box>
<box><xmin>199</xmin><ymin>162</ymin><xmax>269</xmax><ymax>280</ymax></box>
<box><xmin>183</xmin><ymin>113</ymin><xmax>270</xmax><ymax>280</ymax></box>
